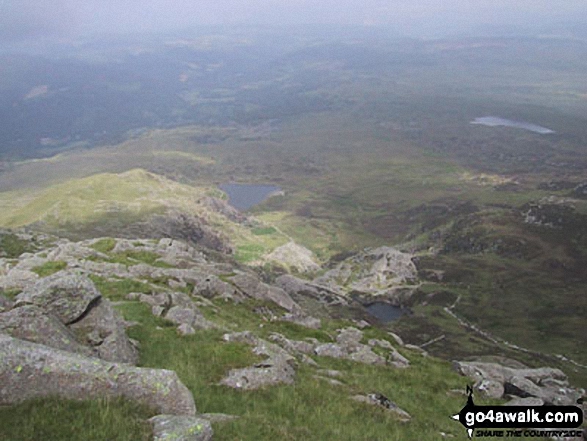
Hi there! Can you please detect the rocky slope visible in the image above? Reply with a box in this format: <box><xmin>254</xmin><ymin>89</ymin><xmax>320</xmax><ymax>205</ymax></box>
<box><xmin>0</xmin><ymin>233</ymin><xmax>585</xmax><ymax>440</ymax></box>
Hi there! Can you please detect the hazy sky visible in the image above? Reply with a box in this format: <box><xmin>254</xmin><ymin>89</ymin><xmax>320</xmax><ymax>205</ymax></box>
<box><xmin>1</xmin><ymin>0</ymin><xmax>586</xmax><ymax>42</ymax></box>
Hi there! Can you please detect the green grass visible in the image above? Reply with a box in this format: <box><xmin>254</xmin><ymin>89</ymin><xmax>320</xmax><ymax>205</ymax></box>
<box><xmin>114</xmin><ymin>300</ymin><xmax>490</xmax><ymax>441</ymax></box>
<box><xmin>106</xmin><ymin>250</ymin><xmax>173</xmax><ymax>268</ymax></box>
<box><xmin>0</xmin><ymin>288</ymin><xmax>21</xmax><ymax>301</ymax></box>
<box><xmin>89</xmin><ymin>238</ymin><xmax>116</xmax><ymax>253</ymax></box>
<box><xmin>0</xmin><ymin>233</ymin><xmax>34</xmax><ymax>258</ymax></box>
<box><xmin>0</xmin><ymin>397</ymin><xmax>153</xmax><ymax>441</ymax></box>
<box><xmin>30</xmin><ymin>260</ymin><xmax>67</xmax><ymax>277</ymax></box>
<box><xmin>251</xmin><ymin>227</ymin><xmax>277</xmax><ymax>236</ymax></box>
<box><xmin>89</xmin><ymin>275</ymin><xmax>152</xmax><ymax>302</ymax></box>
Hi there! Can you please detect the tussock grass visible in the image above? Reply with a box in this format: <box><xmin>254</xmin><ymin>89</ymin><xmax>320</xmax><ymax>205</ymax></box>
<box><xmin>0</xmin><ymin>397</ymin><xmax>153</xmax><ymax>441</ymax></box>
<box><xmin>30</xmin><ymin>260</ymin><xmax>67</xmax><ymax>277</ymax></box>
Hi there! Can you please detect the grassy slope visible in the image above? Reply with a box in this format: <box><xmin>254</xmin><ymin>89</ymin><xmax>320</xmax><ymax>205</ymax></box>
<box><xmin>1</xmin><ymin>275</ymin><xmax>509</xmax><ymax>441</ymax></box>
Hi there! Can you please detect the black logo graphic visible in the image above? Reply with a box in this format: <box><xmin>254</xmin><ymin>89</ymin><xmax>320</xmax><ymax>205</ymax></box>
<box><xmin>451</xmin><ymin>385</ymin><xmax>584</xmax><ymax>439</ymax></box>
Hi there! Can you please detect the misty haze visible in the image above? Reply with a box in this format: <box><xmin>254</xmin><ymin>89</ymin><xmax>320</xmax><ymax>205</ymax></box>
<box><xmin>0</xmin><ymin>1</ymin><xmax>586</xmax><ymax>440</ymax></box>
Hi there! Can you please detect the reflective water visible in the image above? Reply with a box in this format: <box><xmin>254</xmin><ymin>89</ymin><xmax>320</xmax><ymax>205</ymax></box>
<box><xmin>365</xmin><ymin>302</ymin><xmax>405</xmax><ymax>323</ymax></box>
<box><xmin>219</xmin><ymin>183</ymin><xmax>282</xmax><ymax>210</ymax></box>
<box><xmin>471</xmin><ymin>116</ymin><xmax>554</xmax><ymax>134</ymax></box>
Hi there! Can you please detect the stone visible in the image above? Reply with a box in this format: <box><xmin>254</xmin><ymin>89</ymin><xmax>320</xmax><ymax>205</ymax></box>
<box><xmin>0</xmin><ymin>334</ymin><xmax>196</xmax><ymax>416</ymax></box>
<box><xmin>177</xmin><ymin>324</ymin><xmax>196</xmax><ymax>336</ymax></box>
<box><xmin>265</xmin><ymin>242</ymin><xmax>320</xmax><ymax>273</ymax></box>
<box><xmin>149</xmin><ymin>415</ymin><xmax>213</xmax><ymax>441</ymax></box>
<box><xmin>192</xmin><ymin>275</ymin><xmax>243</xmax><ymax>303</ymax></box>
<box><xmin>69</xmin><ymin>299</ymin><xmax>139</xmax><ymax>365</ymax></box>
<box><xmin>152</xmin><ymin>306</ymin><xmax>165</xmax><ymax>317</ymax></box>
<box><xmin>336</xmin><ymin>327</ymin><xmax>363</xmax><ymax>350</ymax></box>
<box><xmin>504</xmin><ymin>376</ymin><xmax>541</xmax><ymax>398</ymax></box>
<box><xmin>279</xmin><ymin>312</ymin><xmax>321</xmax><ymax>329</ymax></box>
<box><xmin>368</xmin><ymin>338</ymin><xmax>394</xmax><ymax>350</ymax></box>
<box><xmin>349</xmin><ymin>346</ymin><xmax>386</xmax><ymax>366</ymax></box>
<box><xmin>352</xmin><ymin>393</ymin><xmax>411</xmax><ymax>422</ymax></box>
<box><xmin>388</xmin><ymin>350</ymin><xmax>410</xmax><ymax>368</ymax></box>
<box><xmin>220</xmin><ymin>334</ymin><xmax>297</xmax><ymax>390</ymax></box>
<box><xmin>220</xmin><ymin>359</ymin><xmax>296</xmax><ymax>390</ymax></box>
<box><xmin>228</xmin><ymin>273</ymin><xmax>299</xmax><ymax>312</ymax></box>
<box><xmin>0</xmin><ymin>269</ymin><xmax>39</xmax><ymax>290</ymax></box>
<box><xmin>387</xmin><ymin>332</ymin><xmax>404</xmax><ymax>346</ymax></box>
<box><xmin>165</xmin><ymin>306</ymin><xmax>215</xmax><ymax>330</ymax></box>
<box><xmin>505</xmin><ymin>397</ymin><xmax>544</xmax><ymax>406</ymax></box>
<box><xmin>15</xmin><ymin>271</ymin><xmax>101</xmax><ymax>325</ymax></box>
<box><xmin>314</xmin><ymin>343</ymin><xmax>347</xmax><ymax>359</ymax></box>
<box><xmin>125</xmin><ymin>292</ymin><xmax>141</xmax><ymax>301</ymax></box>
<box><xmin>0</xmin><ymin>305</ymin><xmax>94</xmax><ymax>357</ymax></box>
<box><xmin>477</xmin><ymin>379</ymin><xmax>504</xmax><ymax>399</ymax></box>
<box><xmin>0</xmin><ymin>294</ymin><xmax>13</xmax><ymax>312</ymax></box>
<box><xmin>268</xmin><ymin>333</ymin><xmax>315</xmax><ymax>355</ymax></box>
<box><xmin>139</xmin><ymin>293</ymin><xmax>170</xmax><ymax>308</ymax></box>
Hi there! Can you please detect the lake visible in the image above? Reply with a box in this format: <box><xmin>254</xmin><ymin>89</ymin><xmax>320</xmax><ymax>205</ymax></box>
<box><xmin>219</xmin><ymin>183</ymin><xmax>282</xmax><ymax>210</ymax></box>
<box><xmin>365</xmin><ymin>302</ymin><xmax>405</xmax><ymax>323</ymax></box>
<box><xmin>471</xmin><ymin>116</ymin><xmax>554</xmax><ymax>134</ymax></box>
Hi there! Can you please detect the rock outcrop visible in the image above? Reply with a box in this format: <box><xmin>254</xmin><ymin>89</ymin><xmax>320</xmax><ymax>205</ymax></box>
<box><xmin>220</xmin><ymin>331</ymin><xmax>297</xmax><ymax>390</ymax></box>
<box><xmin>15</xmin><ymin>271</ymin><xmax>101</xmax><ymax>325</ymax></box>
<box><xmin>265</xmin><ymin>241</ymin><xmax>320</xmax><ymax>273</ymax></box>
<box><xmin>454</xmin><ymin>361</ymin><xmax>583</xmax><ymax>405</ymax></box>
<box><xmin>149</xmin><ymin>415</ymin><xmax>213</xmax><ymax>441</ymax></box>
<box><xmin>0</xmin><ymin>334</ymin><xmax>196</xmax><ymax>416</ymax></box>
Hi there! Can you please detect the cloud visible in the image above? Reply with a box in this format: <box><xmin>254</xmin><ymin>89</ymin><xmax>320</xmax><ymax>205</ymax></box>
<box><xmin>0</xmin><ymin>0</ymin><xmax>585</xmax><ymax>42</ymax></box>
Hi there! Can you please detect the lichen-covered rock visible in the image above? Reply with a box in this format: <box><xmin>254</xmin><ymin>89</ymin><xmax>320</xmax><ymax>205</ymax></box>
<box><xmin>0</xmin><ymin>305</ymin><xmax>95</xmax><ymax>357</ymax></box>
<box><xmin>69</xmin><ymin>299</ymin><xmax>139</xmax><ymax>365</ymax></box>
<box><xmin>15</xmin><ymin>271</ymin><xmax>101</xmax><ymax>325</ymax></box>
<box><xmin>0</xmin><ymin>334</ymin><xmax>196</xmax><ymax>416</ymax></box>
<box><xmin>220</xmin><ymin>332</ymin><xmax>297</xmax><ymax>390</ymax></box>
<box><xmin>0</xmin><ymin>268</ymin><xmax>39</xmax><ymax>290</ymax></box>
<box><xmin>149</xmin><ymin>415</ymin><xmax>213</xmax><ymax>441</ymax></box>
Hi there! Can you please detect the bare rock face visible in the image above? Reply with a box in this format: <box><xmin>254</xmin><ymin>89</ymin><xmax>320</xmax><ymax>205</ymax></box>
<box><xmin>149</xmin><ymin>415</ymin><xmax>213</xmax><ymax>441</ymax></box>
<box><xmin>69</xmin><ymin>299</ymin><xmax>139</xmax><ymax>365</ymax></box>
<box><xmin>15</xmin><ymin>271</ymin><xmax>101</xmax><ymax>325</ymax></box>
<box><xmin>0</xmin><ymin>334</ymin><xmax>196</xmax><ymax>416</ymax></box>
<box><xmin>265</xmin><ymin>241</ymin><xmax>320</xmax><ymax>273</ymax></box>
<box><xmin>313</xmin><ymin>247</ymin><xmax>418</xmax><ymax>297</ymax></box>
<box><xmin>0</xmin><ymin>305</ymin><xmax>95</xmax><ymax>357</ymax></box>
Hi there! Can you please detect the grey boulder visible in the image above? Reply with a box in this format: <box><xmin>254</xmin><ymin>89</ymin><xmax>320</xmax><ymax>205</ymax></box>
<box><xmin>0</xmin><ymin>305</ymin><xmax>94</xmax><ymax>357</ymax></box>
<box><xmin>69</xmin><ymin>298</ymin><xmax>139</xmax><ymax>365</ymax></box>
<box><xmin>0</xmin><ymin>334</ymin><xmax>196</xmax><ymax>416</ymax></box>
<box><xmin>15</xmin><ymin>271</ymin><xmax>101</xmax><ymax>325</ymax></box>
<box><xmin>149</xmin><ymin>415</ymin><xmax>213</xmax><ymax>441</ymax></box>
